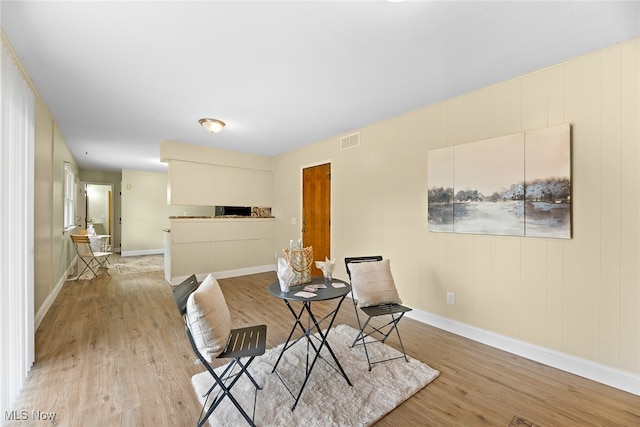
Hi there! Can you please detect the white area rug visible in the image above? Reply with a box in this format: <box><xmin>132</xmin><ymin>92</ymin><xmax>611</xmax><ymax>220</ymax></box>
<box><xmin>191</xmin><ymin>324</ymin><xmax>440</xmax><ymax>427</ymax></box>
<box><xmin>113</xmin><ymin>254</ymin><xmax>163</xmax><ymax>275</ymax></box>
<box><xmin>70</xmin><ymin>255</ymin><xmax>163</xmax><ymax>280</ymax></box>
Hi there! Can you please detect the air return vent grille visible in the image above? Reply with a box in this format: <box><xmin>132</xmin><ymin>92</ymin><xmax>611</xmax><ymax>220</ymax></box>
<box><xmin>340</xmin><ymin>132</ymin><xmax>360</xmax><ymax>150</ymax></box>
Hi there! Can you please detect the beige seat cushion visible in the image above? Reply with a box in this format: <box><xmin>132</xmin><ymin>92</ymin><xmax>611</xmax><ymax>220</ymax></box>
<box><xmin>348</xmin><ymin>259</ymin><xmax>402</xmax><ymax>308</ymax></box>
<box><xmin>186</xmin><ymin>274</ymin><xmax>231</xmax><ymax>362</ymax></box>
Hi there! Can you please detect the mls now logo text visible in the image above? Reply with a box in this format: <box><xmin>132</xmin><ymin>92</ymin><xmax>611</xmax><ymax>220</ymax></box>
<box><xmin>5</xmin><ymin>410</ymin><xmax>57</xmax><ymax>421</ymax></box>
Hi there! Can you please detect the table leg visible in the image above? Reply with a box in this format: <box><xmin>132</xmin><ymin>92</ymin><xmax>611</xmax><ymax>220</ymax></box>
<box><xmin>272</xmin><ymin>295</ymin><xmax>353</xmax><ymax>410</ymax></box>
<box><xmin>305</xmin><ymin>298</ymin><xmax>352</xmax><ymax>387</ymax></box>
<box><xmin>271</xmin><ymin>301</ymin><xmax>322</xmax><ymax>374</ymax></box>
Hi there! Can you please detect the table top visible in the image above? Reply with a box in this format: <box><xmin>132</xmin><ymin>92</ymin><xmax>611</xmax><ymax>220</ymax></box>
<box><xmin>268</xmin><ymin>276</ymin><xmax>351</xmax><ymax>302</ymax></box>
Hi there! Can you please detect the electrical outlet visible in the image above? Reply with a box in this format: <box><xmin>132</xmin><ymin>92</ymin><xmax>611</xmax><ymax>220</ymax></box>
<box><xmin>446</xmin><ymin>292</ymin><xmax>455</xmax><ymax>305</ymax></box>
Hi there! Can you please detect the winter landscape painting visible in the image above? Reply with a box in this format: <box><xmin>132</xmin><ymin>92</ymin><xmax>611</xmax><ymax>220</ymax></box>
<box><xmin>523</xmin><ymin>124</ymin><xmax>571</xmax><ymax>238</ymax></box>
<box><xmin>428</xmin><ymin>124</ymin><xmax>571</xmax><ymax>238</ymax></box>
<box><xmin>427</xmin><ymin>146</ymin><xmax>454</xmax><ymax>232</ymax></box>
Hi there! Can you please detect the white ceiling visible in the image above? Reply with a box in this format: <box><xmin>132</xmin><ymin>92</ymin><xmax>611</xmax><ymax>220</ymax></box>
<box><xmin>2</xmin><ymin>1</ymin><xmax>638</xmax><ymax>172</ymax></box>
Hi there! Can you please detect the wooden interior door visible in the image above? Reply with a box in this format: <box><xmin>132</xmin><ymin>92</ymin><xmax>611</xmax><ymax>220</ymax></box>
<box><xmin>302</xmin><ymin>163</ymin><xmax>331</xmax><ymax>276</ymax></box>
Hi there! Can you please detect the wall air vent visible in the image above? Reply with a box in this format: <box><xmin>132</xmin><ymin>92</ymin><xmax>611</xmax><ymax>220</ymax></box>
<box><xmin>340</xmin><ymin>132</ymin><xmax>360</xmax><ymax>150</ymax></box>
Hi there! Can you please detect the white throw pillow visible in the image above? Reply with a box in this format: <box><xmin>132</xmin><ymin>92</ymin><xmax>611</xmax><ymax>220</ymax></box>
<box><xmin>186</xmin><ymin>274</ymin><xmax>231</xmax><ymax>362</ymax></box>
<box><xmin>348</xmin><ymin>259</ymin><xmax>402</xmax><ymax>308</ymax></box>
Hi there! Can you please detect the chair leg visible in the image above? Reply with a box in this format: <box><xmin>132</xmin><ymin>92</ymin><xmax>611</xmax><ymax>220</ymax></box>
<box><xmin>352</xmin><ymin>313</ymin><xmax>410</xmax><ymax>370</ymax></box>
<box><xmin>375</xmin><ymin>313</ymin><xmax>410</xmax><ymax>363</ymax></box>
<box><xmin>200</xmin><ymin>375</ymin><xmax>255</xmax><ymax>427</ymax></box>
<box><xmin>233</xmin><ymin>358</ymin><xmax>262</xmax><ymax>390</ymax></box>
<box><xmin>377</xmin><ymin>314</ymin><xmax>404</xmax><ymax>344</ymax></box>
<box><xmin>392</xmin><ymin>314</ymin><xmax>410</xmax><ymax>362</ymax></box>
<box><xmin>76</xmin><ymin>258</ymin><xmax>97</xmax><ymax>280</ymax></box>
<box><xmin>351</xmin><ymin>313</ymin><xmax>374</xmax><ymax>371</ymax></box>
<box><xmin>198</xmin><ymin>357</ymin><xmax>260</xmax><ymax>427</ymax></box>
<box><xmin>93</xmin><ymin>255</ymin><xmax>111</xmax><ymax>276</ymax></box>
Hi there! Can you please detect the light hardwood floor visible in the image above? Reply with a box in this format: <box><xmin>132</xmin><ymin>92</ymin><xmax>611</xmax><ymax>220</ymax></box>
<box><xmin>8</xmin><ymin>268</ymin><xmax>640</xmax><ymax>426</ymax></box>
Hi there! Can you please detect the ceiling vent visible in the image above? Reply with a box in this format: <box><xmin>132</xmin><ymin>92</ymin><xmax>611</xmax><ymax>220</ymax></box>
<box><xmin>340</xmin><ymin>132</ymin><xmax>360</xmax><ymax>150</ymax></box>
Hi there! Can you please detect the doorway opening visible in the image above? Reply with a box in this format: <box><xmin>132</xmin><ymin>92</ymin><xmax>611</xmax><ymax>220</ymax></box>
<box><xmin>81</xmin><ymin>183</ymin><xmax>114</xmax><ymax>245</ymax></box>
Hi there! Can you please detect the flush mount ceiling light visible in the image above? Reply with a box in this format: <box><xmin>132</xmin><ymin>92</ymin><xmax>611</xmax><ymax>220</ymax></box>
<box><xmin>199</xmin><ymin>118</ymin><xmax>226</xmax><ymax>133</ymax></box>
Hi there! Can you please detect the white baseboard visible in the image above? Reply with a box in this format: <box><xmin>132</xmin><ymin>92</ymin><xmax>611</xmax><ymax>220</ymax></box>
<box><xmin>169</xmin><ymin>264</ymin><xmax>276</xmax><ymax>286</ymax></box>
<box><xmin>120</xmin><ymin>248</ymin><xmax>164</xmax><ymax>257</ymax></box>
<box><xmin>39</xmin><ymin>263</ymin><xmax>637</xmax><ymax>396</ymax></box>
<box><xmin>34</xmin><ymin>262</ymin><xmax>76</xmax><ymax>330</ymax></box>
<box><xmin>406</xmin><ymin>309</ymin><xmax>640</xmax><ymax>396</ymax></box>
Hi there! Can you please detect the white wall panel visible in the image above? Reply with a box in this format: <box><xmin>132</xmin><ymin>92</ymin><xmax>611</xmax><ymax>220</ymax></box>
<box><xmin>472</xmin><ymin>88</ymin><xmax>492</xmax><ymax>141</ymax></box>
<box><xmin>471</xmin><ymin>236</ymin><xmax>492</xmax><ymax>330</ymax></box>
<box><xmin>619</xmin><ymin>40</ymin><xmax>640</xmax><ymax>373</ymax></box>
<box><xmin>599</xmin><ymin>45</ymin><xmax>623</xmax><ymax>367</ymax></box>
<box><xmin>562</xmin><ymin>52</ymin><xmax>602</xmax><ymax>361</ymax></box>
<box><xmin>460</xmin><ymin>235</ymin><xmax>475</xmax><ymax>325</ymax></box>
<box><xmin>546</xmin><ymin>239</ymin><xmax>565</xmax><ymax>350</ymax></box>
<box><xmin>491</xmin><ymin>78</ymin><xmax>522</xmax><ymax>137</ymax></box>
<box><xmin>520</xmin><ymin>238</ymin><xmax>548</xmax><ymax>346</ymax></box>
<box><xmin>547</xmin><ymin>64</ymin><xmax>566</xmax><ymax>126</ymax></box>
<box><xmin>490</xmin><ymin>237</ymin><xmax>521</xmax><ymax>338</ymax></box>
<box><xmin>168</xmin><ymin>159</ymin><xmax>272</xmax><ymax>207</ymax></box>
<box><xmin>522</xmin><ymin>70</ymin><xmax>549</xmax><ymax>131</ymax></box>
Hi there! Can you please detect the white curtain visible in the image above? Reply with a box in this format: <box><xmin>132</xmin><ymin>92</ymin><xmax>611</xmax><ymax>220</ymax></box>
<box><xmin>0</xmin><ymin>39</ymin><xmax>35</xmax><ymax>418</ymax></box>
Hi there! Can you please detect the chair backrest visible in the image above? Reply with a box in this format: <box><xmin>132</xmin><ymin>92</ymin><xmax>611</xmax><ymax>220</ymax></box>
<box><xmin>70</xmin><ymin>234</ymin><xmax>91</xmax><ymax>244</ymax></box>
<box><xmin>174</xmin><ymin>274</ymin><xmax>233</xmax><ymax>363</ymax></box>
<box><xmin>71</xmin><ymin>234</ymin><xmax>94</xmax><ymax>257</ymax></box>
<box><xmin>171</xmin><ymin>275</ymin><xmax>218</xmax><ymax>370</ymax></box>
<box><xmin>344</xmin><ymin>256</ymin><xmax>383</xmax><ymax>280</ymax></box>
<box><xmin>172</xmin><ymin>274</ymin><xmax>199</xmax><ymax>317</ymax></box>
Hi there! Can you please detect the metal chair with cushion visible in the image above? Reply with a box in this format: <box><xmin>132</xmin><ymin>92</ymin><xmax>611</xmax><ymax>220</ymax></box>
<box><xmin>345</xmin><ymin>256</ymin><xmax>412</xmax><ymax>371</ymax></box>
<box><xmin>173</xmin><ymin>274</ymin><xmax>267</xmax><ymax>427</ymax></box>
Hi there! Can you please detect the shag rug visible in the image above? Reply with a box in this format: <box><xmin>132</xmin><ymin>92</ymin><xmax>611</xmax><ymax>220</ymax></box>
<box><xmin>191</xmin><ymin>324</ymin><xmax>440</xmax><ymax>427</ymax></box>
<box><xmin>113</xmin><ymin>254</ymin><xmax>164</xmax><ymax>275</ymax></box>
<box><xmin>71</xmin><ymin>254</ymin><xmax>164</xmax><ymax>280</ymax></box>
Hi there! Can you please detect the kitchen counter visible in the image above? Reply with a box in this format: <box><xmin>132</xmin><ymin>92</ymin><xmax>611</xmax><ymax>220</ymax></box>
<box><xmin>168</xmin><ymin>215</ymin><xmax>275</xmax><ymax>219</ymax></box>
<box><xmin>165</xmin><ymin>216</ymin><xmax>275</xmax><ymax>284</ymax></box>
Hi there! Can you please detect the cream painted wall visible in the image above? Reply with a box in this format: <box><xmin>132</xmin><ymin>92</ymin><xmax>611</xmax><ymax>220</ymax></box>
<box><xmin>120</xmin><ymin>169</ymin><xmax>213</xmax><ymax>255</ymax></box>
<box><xmin>33</xmin><ymin>96</ymin><xmax>53</xmax><ymax>313</ymax></box>
<box><xmin>51</xmin><ymin>124</ymin><xmax>79</xmax><ymax>293</ymax></box>
<box><xmin>13</xmin><ymin>35</ymin><xmax>75</xmax><ymax>319</ymax></box>
<box><xmin>161</xmin><ymin>141</ymin><xmax>273</xmax><ymax>207</ymax></box>
<box><xmin>272</xmin><ymin>40</ymin><xmax>639</xmax><ymax>375</ymax></box>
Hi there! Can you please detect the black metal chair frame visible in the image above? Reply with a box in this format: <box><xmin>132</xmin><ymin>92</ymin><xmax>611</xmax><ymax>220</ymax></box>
<box><xmin>173</xmin><ymin>275</ymin><xmax>267</xmax><ymax>427</ymax></box>
<box><xmin>345</xmin><ymin>256</ymin><xmax>412</xmax><ymax>371</ymax></box>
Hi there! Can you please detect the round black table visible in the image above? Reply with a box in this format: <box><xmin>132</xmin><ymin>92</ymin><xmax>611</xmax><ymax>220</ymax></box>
<box><xmin>268</xmin><ymin>276</ymin><xmax>353</xmax><ymax>410</ymax></box>
<box><xmin>268</xmin><ymin>276</ymin><xmax>351</xmax><ymax>302</ymax></box>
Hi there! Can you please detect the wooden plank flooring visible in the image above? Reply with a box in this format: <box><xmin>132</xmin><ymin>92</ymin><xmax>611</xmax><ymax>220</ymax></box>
<box><xmin>8</xmin><ymin>269</ymin><xmax>640</xmax><ymax>426</ymax></box>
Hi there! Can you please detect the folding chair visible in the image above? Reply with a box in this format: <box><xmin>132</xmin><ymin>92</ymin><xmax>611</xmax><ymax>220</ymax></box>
<box><xmin>70</xmin><ymin>234</ymin><xmax>112</xmax><ymax>279</ymax></box>
<box><xmin>345</xmin><ymin>256</ymin><xmax>412</xmax><ymax>371</ymax></box>
<box><xmin>173</xmin><ymin>274</ymin><xmax>267</xmax><ymax>427</ymax></box>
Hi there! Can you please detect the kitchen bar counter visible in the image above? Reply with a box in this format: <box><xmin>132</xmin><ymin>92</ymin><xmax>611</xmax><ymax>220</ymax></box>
<box><xmin>165</xmin><ymin>216</ymin><xmax>275</xmax><ymax>284</ymax></box>
<box><xmin>169</xmin><ymin>215</ymin><xmax>275</xmax><ymax>219</ymax></box>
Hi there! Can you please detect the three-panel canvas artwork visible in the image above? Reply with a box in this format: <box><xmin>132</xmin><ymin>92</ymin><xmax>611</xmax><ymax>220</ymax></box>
<box><xmin>428</xmin><ymin>124</ymin><xmax>571</xmax><ymax>239</ymax></box>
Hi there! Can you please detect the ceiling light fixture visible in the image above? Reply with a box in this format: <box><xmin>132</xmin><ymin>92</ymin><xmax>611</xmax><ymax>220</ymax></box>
<box><xmin>199</xmin><ymin>118</ymin><xmax>226</xmax><ymax>133</ymax></box>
